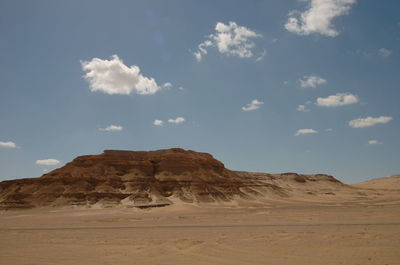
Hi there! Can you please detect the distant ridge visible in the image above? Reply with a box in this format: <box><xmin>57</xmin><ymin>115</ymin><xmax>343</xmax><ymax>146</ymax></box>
<box><xmin>351</xmin><ymin>175</ymin><xmax>400</xmax><ymax>190</ymax></box>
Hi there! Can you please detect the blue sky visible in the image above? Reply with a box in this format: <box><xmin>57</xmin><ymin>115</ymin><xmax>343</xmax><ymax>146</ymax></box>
<box><xmin>0</xmin><ymin>0</ymin><xmax>399</xmax><ymax>183</ymax></box>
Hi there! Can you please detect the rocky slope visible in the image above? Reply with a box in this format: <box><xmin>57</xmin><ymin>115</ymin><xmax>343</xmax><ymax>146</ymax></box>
<box><xmin>0</xmin><ymin>148</ymin><xmax>355</xmax><ymax>210</ymax></box>
<box><xmin>0</xmin><ymin>148</ymin><xmax>289</xmax><ymax>209</ymax></box>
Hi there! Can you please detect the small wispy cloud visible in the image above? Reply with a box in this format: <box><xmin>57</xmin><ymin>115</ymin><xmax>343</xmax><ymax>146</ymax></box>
<box><xmin>368</xmin><ymin>139</ymin><xmax>381</xmax><ymax>145</ymax></box>
<box><xmin>0</xmin><ymin>141</ymin><xmax>17</xmax><ymax>148</ymax></box>
<box><xmin>162</xmin><ymin>82</ymin><xmax>173</xmax><ymax>89</ymax></box>
<box><xmin>316</xmin><ymin>93</ymin><xmax>359</xmax><ymax>107</ymax></box>
<box><xmin>36</xmin><ymin>159</ymin><xmax>60</xmax><ymax>166</ymax></box>
<box><xmin>352</xmin><ymin>49</ymin><xmax>372</xmax><ymax>57</ymax></box>
<box><xmin>99</xmin><ymin>125</ymin><xmax>123</xmax><ymax>131</ymax></box>
<box><xmin>153</xmin><ymin>120</ymin><xmax>164</xmax><ymax>126</ymax></box>
<box><xmin>255</xmin><ymin>50</ymin><xmax>267</xmax><ymax>62</ymax></box>
<box><xmin>168</xmin><ymin>117</ymin><xmax>185</xmax><ymax>124</ymax></box>
<box><xmin>297</xmin><ymin>104</ymin><xmax>309</xmax><ymax>112</ymax></box>
<box><xmin>378</xmin><ymin>48</ymin><xmax>392</xmax><ymax>57</ymax></box>
<box><xmin>295</xmin><ymin>128</ymin><xmax>318</xmax><ymax>136</ymax></box>
<box><xmin>300</xmin><ymin>75</ymin><xmax>326</xmax><ymax>88</ymax></box>
<box><xmin>242</xmin><ymin>99</ymin><xmax>264</xmax><ymax>111</ymax></box>
<box><xmin>349</xmin><ymin>116</ymin><xmax>392</xmax><ymax>128</ymax></box>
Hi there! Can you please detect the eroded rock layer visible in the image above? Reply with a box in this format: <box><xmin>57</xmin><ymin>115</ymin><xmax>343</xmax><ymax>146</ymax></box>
<box><xmin>0</xmin><ymin>148</ymin><xmax>283</xmax><ymax>209</ymax></box>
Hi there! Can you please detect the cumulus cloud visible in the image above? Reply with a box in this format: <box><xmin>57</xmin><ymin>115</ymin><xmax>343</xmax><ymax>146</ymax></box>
<box><xmin>368</xmin><ymin>140</ymin><xmax>381</xmax><ymax>145</ymax></box>
<box><xmin>99</xmin><ymin>125</ymin><xmax>123</xmax><ymax>131</ymax></box>
<box><xmin>316</xmin><ymin>93</ymin><xmax>359</xmax><ymax>107</ymax></box>
<box><xmin>378</xmin><ymin>48</ymin><xmax>392</xmax><ymax>57</ymax></box>
<box><xmin>168</xmin><ymin>117</ymin><xmax>185</xmax><ymax>124</ymax></box>
<box><xmin>285</xmin><ymin>0</ymin><xmax>357</xmax><ymax>37</ymax></box>
<box><xmin>36</xmin><ymin>159</ymin><xmax>60</xmax><ymax>166</ymax></box>
<box><xmin>194</xmin><ymin>21</ymin><xmax>263</xmax><ymax>61</ymax></box>
<box><xmin>349</xmin><ymin>116</ymin><xmax>392</xmax><ymax>128</ymax></box>
<box><xmin>294</xmin><ymin>128</ymin><xmax>318</xmax><ymax>136</ymax></box>
<box><xmin>297</xmin><ymin>104</ymin><xmax>309</xmax><ymax>112</ymax></box>
<box><xmin>153</xmin><ymin>119</ymin><xmax>164</xmax><ymax>126</ymax></box>
<box><xmin>242</xmin><ymin>99</ymin><xmax>264</xmax><ymax>111</ymax></box>
<box><xmin>300</xmin><ymin>75</ymin><xmax>326</xmax><ymax>88</ymax></box>
<box><xmin>81</xmin><ymin>55</ymin><xmax>165</xmax><ymax>95</ymax></box>
<box><xmin>0</xmin><ymin>141</ymin><xmax>17</xmax><ymax>148</ymax></box>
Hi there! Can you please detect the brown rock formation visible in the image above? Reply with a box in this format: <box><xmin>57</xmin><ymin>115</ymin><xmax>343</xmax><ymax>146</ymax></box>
<box><xmin>0</xmin><ymin>148</ymin><xmax>282</xmax><ymax>209</ymax></box>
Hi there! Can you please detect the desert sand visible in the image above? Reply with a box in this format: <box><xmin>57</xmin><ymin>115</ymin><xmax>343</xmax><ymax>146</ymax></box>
<box><xmin>352</xmin><ymin>175</ymin><xmax>400</xmax><ymax>190</ymax></box>
<box><xmin>1</xmin><ymin>197</ymin><xmax>400</xmax><ymax>265</ymax></box>
<box><xmin>1</xmin><ymin>149</ymin><xmax>399</xmax><ymax>264</ymax></box>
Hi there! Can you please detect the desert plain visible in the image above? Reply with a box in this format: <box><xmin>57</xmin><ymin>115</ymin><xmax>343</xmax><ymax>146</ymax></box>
<box><xmin>0</xmin><ymin>150</ymin><xmax>399</xmax><ymax>265</ymax></box>
<box><xmin>1</xmin><ymin>191</ymin><xmax>400</xmax><ymax>265</ymax></box>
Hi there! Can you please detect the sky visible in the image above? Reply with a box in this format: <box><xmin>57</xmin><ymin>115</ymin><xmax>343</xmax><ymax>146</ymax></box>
<box><xmin>0</xmin><ymin>0</ymin><xmax>399</xmax><ymax>183</ymax></box>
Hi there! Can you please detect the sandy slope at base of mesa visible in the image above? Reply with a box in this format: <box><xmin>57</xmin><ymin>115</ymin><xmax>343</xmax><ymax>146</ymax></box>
<box><xmin>351</xmin><ymin>175</ymin><xmax>400</xmax><ymax>190</ymax></box>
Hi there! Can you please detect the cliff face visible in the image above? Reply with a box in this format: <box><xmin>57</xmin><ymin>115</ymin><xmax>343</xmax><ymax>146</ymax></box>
<box><xmin>0</xmin><ymin>148</ymin><xmax>278</xmax><ymax>209</ymax></box>
<box><xmin>0</xmin><ymin>148</ymin><xmax>351</xmax><ymax>210</ymax></box>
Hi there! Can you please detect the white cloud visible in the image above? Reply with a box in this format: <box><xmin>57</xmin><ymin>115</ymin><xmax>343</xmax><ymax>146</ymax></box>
<box><xmin>316</xmin><ymin>93</ymin><xmax>359</xmax><ymax>107</ymax></box>
<box><xmin>36</xmin><ymin>159</ymin><xmax>60</xmax><ymax>166</ymax></box>
<box><xmin>297</xmin><ymin>104</ymin><xmax>309</xmax><ymax>112</ymax></box>
<box><xmin>285</xmin><ymin>0</ymin><xmax>357</xmax><ymax>37</ymax></box>
<box><xmin>295</xmin><ymin>128</ymin><xmax>318</xmax><ymax>136</ymax></box>
<box><xmin>194</xmin><ymin>21</ymin><xmax>263</xmax><ymax>61</ymax></box>
<box><xmin>349</xmin><ymin>116</ymin><xmax>393</xmax><ymax>128</ymax></box>
<box><xmin>153</xmin><ymin>119</ymin><xmax>164</xmax><ymax>126</ymax></box>
<box><xmin>255</xmin><ymin>50</ymin><xmax>267</xmax><ymax>62</ymax></box>
<box><xmin>162</xmin><ymin>82</ymin><xmax>173</xmax><ymax>89</ymax></box>
<box><xmin>0</xmin><ymin>141</ymin><xmax>17</xmax><ymax>148</ymax></box>
<box><xmin>193</xmin><ymin>40</ymin><xmax>213</xmax><ymax>61</ymax></box>
<box><xmin>353</xmin><ymin>49</ymin><xmax>372</xmax><ymax>57</ymax></box>
<box><xmin>168</xmin><ymin>117</ymin><xmax>185</xmax><ymax>124</ymax></box>
<box><xmin>242</xmin><ymin>99</ymin><xmax>264</xmax><ymax>111</ymax></box>
<box><xmin>81</xmin><ymin>55</ymin><xmax>165</xmax><ymax>95</ymax></box>
<box><xmin>379</xmin><ymin>48</ymin><xmax>392</xmax><ymax>57</ymax></box>
<box><xmin>368</xmin><ymin>140</ymin><xmax>381</xmax><ymax>145</ymax></box>
<box><xmin>99</xmin><ymin>125</ymin><xmax>123</xmax><ymax>131</ymax></box>
<box><xmin>300</xmin><ymin>75</ymin><xmax>326</xmax><ymax>88</ymax></box>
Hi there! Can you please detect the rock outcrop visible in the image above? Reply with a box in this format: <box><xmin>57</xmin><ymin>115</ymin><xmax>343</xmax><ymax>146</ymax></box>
<box><xmin>0</xmin><ymin>148</ymin><xmax>283</xmax><ymax>209</ymax></box>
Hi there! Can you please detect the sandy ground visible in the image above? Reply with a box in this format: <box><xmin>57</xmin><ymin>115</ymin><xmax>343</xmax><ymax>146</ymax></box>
<box><xmin>1</xmin><ymin>200</ymin><xmax>400</xmax><ymax>265</ymax></box>
<box><xmin>352</xmin><ymin>175</ymin><xmax>400</xmax><ymax>190</ymax></box>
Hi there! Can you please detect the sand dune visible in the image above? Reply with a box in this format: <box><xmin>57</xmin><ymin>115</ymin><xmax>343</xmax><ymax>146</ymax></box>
<box><xmin>351</xmin><ymin>175</ymin><xmax>400</xmax><ymax>190</ymax></box>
